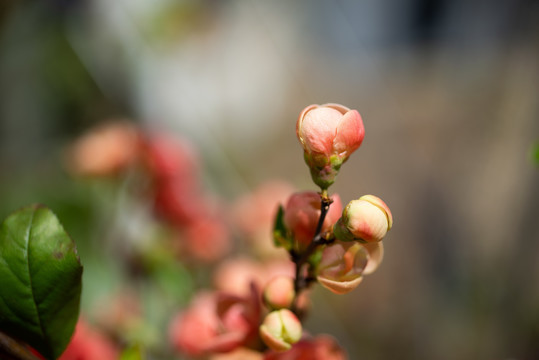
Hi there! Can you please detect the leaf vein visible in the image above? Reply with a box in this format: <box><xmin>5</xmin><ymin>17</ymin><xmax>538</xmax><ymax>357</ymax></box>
<box><xmin>25</xmin><ymin>210</ymin><xmax>47</xmax><ymax>343</ymax></box>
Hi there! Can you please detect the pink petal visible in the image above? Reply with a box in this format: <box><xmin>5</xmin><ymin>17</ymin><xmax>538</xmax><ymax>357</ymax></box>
<box><xmin>317</xmin><ymin>275</ymin><xmax>364</xmax><ymax>294</ymax></box>
<box><xmin>322</xmin><ymin>103</ymin><xmax>350</xmax><ymax>114</ymax></box>
<box><xmin>300</xmin><ymin>107</ymin><xmax>343</xmax><ymax>155</ymax></box>
<box><xmin>334</xmin><ymin>110</ymin><xmax>364</xmax><ymax>157</ymax></box>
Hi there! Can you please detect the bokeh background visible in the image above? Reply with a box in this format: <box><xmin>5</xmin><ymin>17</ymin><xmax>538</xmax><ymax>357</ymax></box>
<box><xmin>1</xmin><ymin>0</ymin><xmax>539</xmax><ymax>359</ymax></box>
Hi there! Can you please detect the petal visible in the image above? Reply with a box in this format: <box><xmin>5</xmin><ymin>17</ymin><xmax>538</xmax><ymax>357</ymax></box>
<box><xmin>204</xmin><ymin>331</ymin><xmax>247</xmax><ymax>353</ymax></box>
<box><xmin>346</xmin><ymin>200</ymin><xmax>388</xmax><ymax>242</ymax></box>
<box><xmin>317</xmin><ymin>275</ymin><xmax>363</xmax><ymax>294</ymax></box>
<box><xmin>296</xmin><ymin>104</ymin><xmax>319</xmax><ymax>148</ymax></box>
<box><xmin>300</xmin><ymin>107</ymin><xmax>343</xmax><ymax>155</ymax></box>
<box><xmin>260</xmin><ymin>325</ymin><xmax>292</xmax><ymax>351</ymax></box>
<box><xmin>360</xmin><ymin>195</ymin><xmax>393</xmax><ymax>230</ymax></box>
<box><xmin>334</xmin><ymin>110</ymin><xmax>365</xmax><ymax>157</ymax></box>
<box><xmin>322</xmin><ymin>103</ymin><xmax>350</xmax><ymax>115</ymax></box>
<box><xmin>363</xmin><ymin>242</ymin><xmax>384</xmax><ymax>275</ymax></box>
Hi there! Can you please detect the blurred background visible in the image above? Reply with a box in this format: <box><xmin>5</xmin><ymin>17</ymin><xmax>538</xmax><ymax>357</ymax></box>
<box><xmin>1</xmin><ymin>0</ymin><xmax>539</xmax><ymax>359</ymax></box>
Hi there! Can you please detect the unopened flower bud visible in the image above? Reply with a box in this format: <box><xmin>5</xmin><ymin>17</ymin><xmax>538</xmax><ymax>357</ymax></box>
<box><xmin>296</xmin><ymin>103</ymin><xmax>365</xmax><ymax>189</ymax></box>
<box><xmin>333</xmin><ymin>195</ymin><xmax>393</xmax><ymax>243</ymax></box>
<box><xmin>259</xmin><ymin>309</ymin><xmax>302</xmax><ymax>351</ymax></box>
<box><xmin>283</xmin><ymin>191</ymin><xmax>342</xmax><ymax>251</ymax></box>
<box><xmin>263</xmin><ymin>276</ymin><xmax>295</xmax><ymax>310</ymax></box>
<box><xmin>317</xmin><ymin>241</ymin><xmax>368</xmax><ymax>294</ymax></box>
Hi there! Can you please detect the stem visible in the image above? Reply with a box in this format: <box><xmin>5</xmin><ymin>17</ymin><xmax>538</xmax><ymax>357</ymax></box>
<box><xmin>0</xmin><ymin>332</ymin><xmax>41</xmax><ymax>360</ymax></box>
<box><xmin>291</xmin><ymin>191</ymin><xmax>334</xmax><ymax>313</ymax></box>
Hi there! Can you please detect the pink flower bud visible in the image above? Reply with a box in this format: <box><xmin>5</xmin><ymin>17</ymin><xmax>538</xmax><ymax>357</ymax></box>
<box><xmin>317</xmin><ymin>241</ymin><xmax>369</xmax><ymax>294</ymax></box>
<box><xmin>264</xmin><ymin>334</ymin><xmax>347</xmax><ymax>360</ymax></box>
<box><xmin>283</xmin><ymin>192</ymin><xmax>342</xmax><ymax>250</ymax></box>
<box><xmin>263</xmin><ymin>276</ymin><xmax>295</xmax><ymax>310</ymax></box>
<box><xmin>334</xmin><ymin>195</ymin><xmax>393</xmax><ymax>243</ymax></box>
<box><xmin>259</xmin><ymin>309</ymin><xmax>302</xmax><ymax>352</ymax></box>
<box><xmin>296</xmin><ymin>103</ymin><xmax>365</xmax><ymax>189</ymax></box>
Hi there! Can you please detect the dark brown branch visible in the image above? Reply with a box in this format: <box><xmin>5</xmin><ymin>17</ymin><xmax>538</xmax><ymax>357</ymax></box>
<box><xmin>0</xmin><ymin>332</ymin><xmax>41</xmax><ymax>360</ymax></box>
<box><xmin>291</xmin><ymin>191</ymin><xmax>334</xmax><ymax>314</ymax></box>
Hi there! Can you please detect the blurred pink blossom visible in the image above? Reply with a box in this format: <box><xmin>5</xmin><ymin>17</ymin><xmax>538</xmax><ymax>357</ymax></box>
<box><xmin>142</xmin><ymin>133</ymin><xmax>199</xmax><ymax>184</ymax></box>
<box><xmin>264</xmin><ymin>335</ymin><xmax>347</xmax><ymax>360</ymax></box>
<box><xmin>59</xmin><ymin>319</ymin><xmax>118</xmax><ymax>360</ymax></box>
<box><xmin>169</xmin><ymin>286</ymin><xmax>261</xmax><ymax>357</ymax></box>
<box><xmin>214</xmin><ymin>258</ymin><xmax>294</xmax><ymax>297</ymax></box>
<box><xmin>67</xmin><ymin>121</ymin><xmax>140</xmax><ymax>177</ymax></box>
<box><xmin>232</xmin><ymin>181</ymin><xmax>294</xmax><ymax>258</ymax></box>
<box><xmin>142</xmin><ymin>134</ymin><xmax>204</xmax><ymax>226</ymax></box>
<box><xmin>209</xmin><ymin>347</ymin><xmax>263</xmax><ymax>360</ymax></box>
<box><xmin>182</xmin><ymin>216</ymin><xmax>231</xmax><ymax>262</ymax></box>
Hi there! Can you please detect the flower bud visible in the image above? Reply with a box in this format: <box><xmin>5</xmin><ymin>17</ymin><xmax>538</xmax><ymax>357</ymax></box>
<box><xmin>316</xmin><ymin>241</ymin><xmax>368</xmax><ymax>294</ymax></box>
<box><xmin>283</xmin><ymin>191</ymin><xmax>342</xmax><ymax>251</ymax></box>
<box><xmin>259</xmin><ymin>309</ymin><xmax>302</xmax><ymax>351</ymax></box>
<box><xmin>296</xmin><ymin>103</ymin><xmax>365</xmax><ymax>189</ymax></box>
<box><xmin>263</xmin><ymin>276</ymin><xmax>295</xmax><ymax>310</ymax></box>
<box><xmin>333</xmin><ymin>195</ymin><xmax>393</xmax><ymax>243</ymax></box>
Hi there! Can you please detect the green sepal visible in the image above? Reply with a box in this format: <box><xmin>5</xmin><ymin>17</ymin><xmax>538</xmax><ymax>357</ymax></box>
<box><xmin>332</xmin><ymin>218</ymin><xmax>355</xmax><ymax>242</ymax></box>
<box><xmin>0</xmin><ymin>205</ymin><xmax>83</xmax><ymax>360</ymax></box>
<box><xmin>304</xmin><ymin>153</ymin><xmax>343</xmax><ymax>190</ymax></box>
<box><xmin>307</xmin><ymin>247</ymin><xmax>324</xmax><ymax>269</ymax></box>
<box><xmin>273</xmin><ymin>205</ymin><xmax>292</xmax><ymax>250</ymax></box>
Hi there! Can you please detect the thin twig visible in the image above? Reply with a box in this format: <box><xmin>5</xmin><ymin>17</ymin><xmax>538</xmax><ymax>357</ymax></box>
<box><xmin>0</xmin><ymin>331</ymin><xmax>41</xmax><ymax>360</ymax></box>
<box><xmin>291</xmin><ymin>191</ymin><xmax>333</xmax><ymax>313</ymax></box>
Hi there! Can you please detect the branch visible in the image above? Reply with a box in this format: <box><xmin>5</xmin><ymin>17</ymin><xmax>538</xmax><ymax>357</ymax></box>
<box><xmin>0</xmin><ymin>332</ymin><xmax>42</xmax><ymax>360</ymax></box>
<box><xmin>291</xmin><ymin>191</ymin><xmax>334</xmax><ymax>313</ymax></box>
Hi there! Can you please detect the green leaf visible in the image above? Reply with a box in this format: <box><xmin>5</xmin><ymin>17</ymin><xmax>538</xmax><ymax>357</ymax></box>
<box><xmin>272</xmin><ymin>205</ymin><xmax>292</xmax><ymax>250</ymax></box>
<box><xmin>0</xmin><ymin>204</ymin><xmax>83</xmax><ymax>359</ymax></box>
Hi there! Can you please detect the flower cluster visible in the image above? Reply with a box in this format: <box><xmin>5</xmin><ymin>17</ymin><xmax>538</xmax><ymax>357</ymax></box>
<box><xmin>57</xmin><ymin>103</ymin><xmax>392</xmax><ymax>359</ymax></box>
<box><xmin>243</xmin><ymin>103</ymin><xmax>394</xmax><ymax>354</ymax></box>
